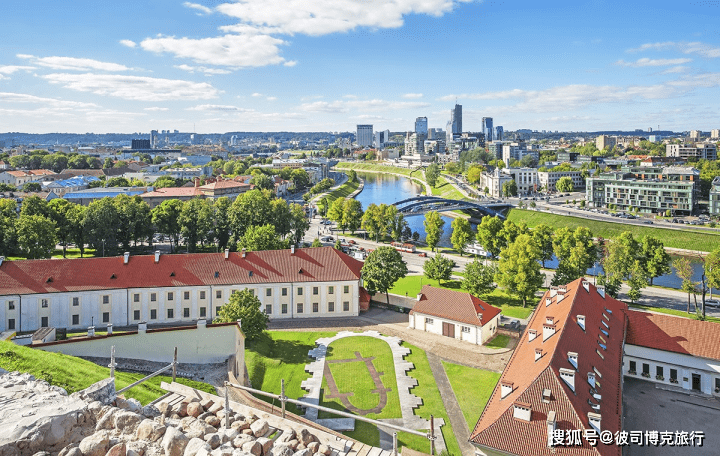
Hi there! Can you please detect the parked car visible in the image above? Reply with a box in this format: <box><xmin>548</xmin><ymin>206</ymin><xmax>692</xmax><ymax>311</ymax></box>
<box><xmin>418</xmin><ymin>252</ymin><xmax>427</xmax><ymax>257</ymax></box>
<box><xmin>705</xmin><ymin>299</ymin><xmax>720</xmax><ymax>308</ymax></box>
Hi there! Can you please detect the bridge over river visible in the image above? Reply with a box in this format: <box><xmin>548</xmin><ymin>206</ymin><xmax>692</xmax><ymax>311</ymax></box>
<box><xmin>394</xmin><ymin>196</ymin><xmax>512</xmax><ymax>218</ymax></box>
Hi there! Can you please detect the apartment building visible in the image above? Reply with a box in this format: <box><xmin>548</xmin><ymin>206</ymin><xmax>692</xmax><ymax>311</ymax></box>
<box><xmin>502</xmin><ymin>142</ymin><xmax>538</xmax><ymax>165</ymax></box>
<box><xmin>710</xmin><ymin>176</ymin><xmax>720</xmax><ymax>216</ymax></box>
<box><xmin>538</xmin><ymin>169</ymin><xmax>585</xmax><ymax>192</ymax></box>
<box><xmin>666</xmin><ymin>143</ymin><xmax>717</xmax><ymax>160</ymax></box>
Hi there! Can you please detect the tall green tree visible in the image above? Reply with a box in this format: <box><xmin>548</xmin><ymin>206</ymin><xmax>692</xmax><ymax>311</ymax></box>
<box><xmin>114</xmin><ymin>195</ymin><xmax>151</xmax><ymax>251</ymax></box>
<box><xmin>462</xmin><ymin>260</ymin><xmax>496</xmax><ymax>298</ymax></box>
<box><xmin>342</xmin><ymin>199</ymin><xmax>364</xmax><ymax>234</ymax></box>
<box><xmin>361</xmin><ymin>246</ymin><xmax>408</xmax><ymax>304</ymax></box>
<box><xmin>215</xmin><ymin>289</ymin><xmax>268</xmax><ymax>341</ymax></box>
<box><xmin>502</xmin><ymin>180</ymin><xmax>518</xmax><ymax>197</ymax></box>
<box><xmin>476</xmin><ymin>216</ymin><xmax>505</xmax><ymax>258</ymax></box>
<box><xmin>639</xmin><ymin>236</ymin><xmax>671</xmax><ymax>285</ymax></box>
<box><xmin>0</xmin><ymin>200</ymin><xmax>18</xmax><ymax>257</ymax></box>
<box><xmin>66</xmin><ymin>204</ymin><xmax>87</xmax><ymax>257</ymax></box>
<box><xmin>271</xmin><ymin>198</ymin><xmax>292</xmax><ymax>238</ymax></box>
<box><xmin>327</xmin><ymin>197</ymin><xmax>346</xmax><ymax>227</ymax></box>
<box><xmin>151</xmin><ymin>199</ymin><xmax>184</xmax><ymax>252</ymax></box>
<box><xmin>20</xmin><ymin>195</ymin><xmax>51</xmax><ymax>219</ymax></box>
<box><xmin>213</xmin><ymin>197</ymin><xmax>233</xmax><ymax>250</ymax></box>
<box><xmin>289</xmin><ymin>203</ymin><xmax>310</xmax><ymax>246</ymax></box>
<box><xmin>47</xmin><ymin>199</ymin><xmax>75</xmax><ymax>258</ymax></box>
<box><xmin>290</xmin><ymin>168</ymin><xmax>310</xmax><ymax>189</ymax></box>
<box><xmin>388</xmin><ymin>211</ymin><xmax>408</xmax><ymax>241</ymax></box>
<box><xmin>673</xmin><ymin>257</ymin><xmax>696</xmax><ymax>313</ymax></box>
<box><xmin>423</xmin><ymin>211</ymin><xmax>445</xmax><ymax>252</ymax></box>
<box><xmin>706</xmin><ymin>248</ymin><xmax>720</xmax><ymax>299</ymax></box>
<box><xmin>179</xmin><ymin>198</ymin><xmax>213</xmax><ymax>252</ymax></box>
<box><xmin>250</xmin><ymin>174</ymin><xmax>275</xmax><ymax>191</ymax></box>
<box><xmin>84</xmin><ymin>197</ymin><xmax>121</xmax><ymax>256</ymax></box>
<box><xmin>552</xmin><ymin>227</ymin><xmax>596</xmax><ymax>285</ymax></box>
<box><xmin>237</xmin><ymin>224</ymin><xmax>288</xmax><ymax>251</ymax></box>
<box><xmin>361</xmin><ymin>203</ymin><xmax>384</xmax><ymax>242</ymax></box>
<box><xmin>532</xmin><ymin>224</ymin><xmax>554</xmax><ymax>267</ymax></box>
<box><xmin>450</xmin><ymin>217</ymin><xmax>473</xmax><ymax>256</ymax></box>
<box><xmin>627</xmin><ymin>260</ymin><xmax>649</xmax><ymax>304</ymax></box>
<box><xmin>229</xmin><ymin>189</ymin><xmax>273</xmax><ymax>241</ymax></box>
<box><xmin>17</xmin><ymin>214</ymin><xmax>57</xmax><ymax>259</ymax></box>
<box><xmin>423</xmin><ymin>254</ymin><xmax>455</xmax><ymax>286</ymax></box>
<box><xmin>425</xmin><ymin>163</ymin><xmax>441</xmax><ymax>187</ymax></box>
<box><xmin>602</xmin><ymin>231</ymin><xmax>640</xmax><ymax>293</ymax></box>
<box><xmin>556</xmin><ymin>176</ymin><xmax>575</xmax><ymax>193</ymax></box>
<box><xmin>496</xmin><ymin>234</ymin><xmax>545</xmax><ymax>307</ymax></box>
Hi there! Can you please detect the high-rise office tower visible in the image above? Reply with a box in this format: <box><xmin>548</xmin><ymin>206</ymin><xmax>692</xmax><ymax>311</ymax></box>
<box><xmin>356</xmin><ymin>125</ymin><xmax>374</xmax><ymax>147</ymax></box>
<box><xmin>495</xmin><ymin>126</ymin><xmax>504</xmax><ymax>141</ymax></box>
<box><xmin>150</xmin><ymin>130</ymin><xmax>158</xmax><ymax>149</ymax></box>
<box><xmin>482</xmin><ymin>117</ymin><xmax>494</xmax><ymax>142</ymax></box>
<box><xmin>451</xmin><ymin>104</ymin><xmax>462</xmax><ymax>134</ymax></box>
<box><xmin>415</xmin><ymin>117</ymin><xmax>428</xmax><ymax>136</ymax></box>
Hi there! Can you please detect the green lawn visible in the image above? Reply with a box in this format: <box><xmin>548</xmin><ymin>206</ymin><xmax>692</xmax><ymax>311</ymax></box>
<box><xmin>441</xmin><ymin>361</ymin><xmax>501</xmax><ymax>431</ymax></box>
<box><xmin>388</xmin><ymin>275</ymin><xmax>536</xmax><ymax>319</ymax></box>
<box><xmin>0</xmin><ymin>341</ymin><xmax>215</xmax><ymax>405</ymax></box>
<box><xmin>628</xmin><ymin>304</ymin><xmax>720</xmax><ymax>323</ymax></box>
<box><xmin>485</xmin><ymin>334</ymin><xmax>510</xmax><ymax>349</ymax></box>
<box><xmin>337</xmin><ymin>162</ymin><xmax>413</xmax><ymax>176</ymax></box>
<box><xmin>429</xmin><ymin>175</ymin><xmax>465</xmax><ymax>200</ymax></box>
<box><xmin>507</xmin><ymin>208</ymin><xmax>720</xmax><ymax>252</ymax></box>
<box><xmin>317</xmin><ymin>180</ymin><xmax>360</xmax><ymax>204</ymax></box>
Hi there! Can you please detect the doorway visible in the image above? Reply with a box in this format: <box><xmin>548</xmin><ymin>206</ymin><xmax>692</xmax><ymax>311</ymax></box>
<box><xmin>442</xmin><ymin>322</ymin><xmax>455</xmax><ymax>338</ymax></box>
<box><xmin>692</xmin><ymin>373</ymin><xmax>701</xmax><ymax>391</ymax></box>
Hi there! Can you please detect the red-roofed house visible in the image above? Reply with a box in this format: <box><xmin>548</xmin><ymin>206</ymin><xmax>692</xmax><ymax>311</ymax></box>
<box><xmin>409</xmin><ymin>285</ymin><xmax>502</xmax><ymax>345</ymax></box>
<box><xmin>0</xmin><ymin>169</ymin><xmax>56</xmax><ymax>187</ymax></box>
<box><xmin>140</xmin><ymin>177</ymin><xmax>251</xmax><ymax>207</ymax></box>
<box><xmin>0</xmin><ymin>246</ymin><xmax>369</xmax><ymax>333</ymax></box>
<box><xmin>470</xmin><ymin>279</ymin><xmax>628</xmax><ymax>456</ymax></box>
<box><xmin>624</xmin><ymin>309</ymin><xmax>720</xmax><ymax>395</ymax></box>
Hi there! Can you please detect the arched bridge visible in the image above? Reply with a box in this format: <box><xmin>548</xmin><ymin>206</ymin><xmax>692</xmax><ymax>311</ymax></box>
<box><xmin>393</xmin><ymin>196</ymin><xmax>511</xmax><ymax>218</ymax></box>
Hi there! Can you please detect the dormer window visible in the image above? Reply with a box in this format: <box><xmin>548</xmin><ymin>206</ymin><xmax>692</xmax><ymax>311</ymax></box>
<box><xmin>604</xmin><ymin>307</ymin><xmax>612</xmax><ymax>314</ymax></box>
<box><xmin>528</xmin><ymin>329</ymin><xmax>538</xmax><ymax>342</ymax></box>
<box><xmin>577</xmin><ymin>315</ymin><xmax>586</xmax><ymax>331</ymax></box>
<box><xmin>535</xmin><ymin>348</ymin><xmax>543</xmax><ymax>361</ymax></box>
<box><xmin>568</xmin><ymin>352</ymin><xmax>578</xmax><ymax>369</ymax></box>
<box><xmin>598</xmin><ymin>340</ymin><xmax>607</xmax><ymax>351</ymax></box>
<box><xmin>600</xmin><ymin>328</ymin><xmax>609</xmax><ymax>337</ymax></box>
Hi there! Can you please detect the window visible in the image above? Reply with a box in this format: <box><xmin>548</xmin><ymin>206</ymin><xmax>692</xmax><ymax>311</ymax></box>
<box><xmin>313</xmin><ymin>303</ymin><xmax>319</xmax><ymax>313</ymax></box>
<box><xmin>167</xmin><ymin>308</ymin><xmax>174</xmax><ymax>319</ymax></box>
<box><xmin>715</xmin><ymin>378</ymin><xmax>720</xmax><ymax>391</ymax></box>
<box><xmin>642</xmin><ymin>363</ymin><xmax>650</xmax><ymax>375</ymax></box>
<box><xmin>184</xmin><ymin>291</ymin><xmax>190</xmax><ymax>300</ymax></box>
<box><xmin>132</xmin><ymin>310</ymin><xmax>140</xmax><ymax>321</ymax></box>
<box><xmin>297</xmin><ymin>287</ymin><xmax>303</xmax><ymax>296</ymax></box>
<box><xmin>328</xmin><ymin>286</ymin><xmax>334</xmax><ymax>294</ymax></box>
<box><xmin>72</xmin><ymin>314</ymin><xmax>79</xmax><ymax>325</ymax></box>
<box><xmin>8</xmin><ymin>301</ymin><xmax>15</xmax><ymax>310</ymax></box>
<box><xmin>265</xmin><ymin>304</ymin><xmax>272</xmax><ymax>315</ymax></box>
<box><xmin>629</xmin><ymin>361</ymin><xmax>637</xmax><ymax>372</ymax></box>
<box><xmin>150</xmin><ymin>309</ymin><xmax>157</xmax><ymax>320</ymax></box>
<box><xmin>102</xmin><ymin>312</ymin><xmax>110</xmax><ymax>323</ymax></box>
<box><xmin>297</xmin><ymin>303</ymin><xmax>304</xmax><ymax>314</ymax></box>
<box><xmin>215</xmin><ymin>306</ymin><xmax>221</xmax><ymax>316</ymax></box>
<box><xmin>73</xmin><ymin>297</ymin><xmax>80</xmax><ymax>306</ymax></box>
<box><xmin>183</xmin><ymin>308</ymin><xmax>190</xmax><ymax>318</ymax></box>
<box><xmin>425</xmin><ymin>317</ymin><xmax>434</xmax><ymax>325</ymax></box>
<box><xmin>461</xmin><ymin>326</ymin><xmax>471</xmax><ymax>333</ymax></box>
<box><xmin>7</xmin><ymin>319</ymin><xmax>15</xmax><ymax>330</ymax></box>
<box><xmin>199</xmin><ymin>307</ymin><xmax>206</xmax><ymax>318</ymax></box>
<box><xmin>266</xmin><ymin>289</ymin><xmax>272</xmax><ymax>297</ymax></box>
<box><xmin>343</xmin><ymin>301</ymin><xmax>350</xmax><ymax>312</ymax></box>
<box><xmin>102</xmin><ymin>296</ymin><xmax>109</xmax><ymax>305</ymax></box>
<box><xmin>282</xmin><ymin>304</ymin><xmax>288</xmax><ymax>314</ymax></box>
<box><xmin>133</xmin><ymin>294</ymin><xmax>140</xmax><ymax>303</ymax></box>
<box><xmin>656</xmin><ymin>366</ymin><xmax>663</xmax><ymax>378</ymax></box>
<box><xmin>41</xmin><ymin>299</ymin><xmax>49</xmax><ymax>308</ymax></box>
<box><xmin>282</xmin><ymin>288</ymin><xmax>288</xmax><ymax>296</ymax></box>
<box><xmin>168</xmin><ymin>292</ymin><xmax>174</xmax><ymax>301</ymax></box>
<box><xmin>200</xmin><ymin>291</ymin><xmax>206</xmax><ymax>300</ymax></box>
<box><xmin>151</xmin><ymin>293</ymin><xmax>157</xmax><ymax>302</ymax></box>
<box><xmin>313</xmin><ymin>286</ymin><xmax>319</xmax><ymax>295</ymax></box>
<box><xmin>328</xmin><ymin>302</ymin><xmax>335</xmax><ymax>312</ymax></box>
<box><xmin>216</xmin><ymin>290</ymin><xmax>222</xmax><ymax>299</ymax></box>
<box><xmin>344</xmin><ymin>285</ymin><xmax>350</xmax><ymax>294</ymax></box>
<box><xmin>670</xmin><ymin>369</ymin><xmax>678</xmax><ymax>381</ymax></box>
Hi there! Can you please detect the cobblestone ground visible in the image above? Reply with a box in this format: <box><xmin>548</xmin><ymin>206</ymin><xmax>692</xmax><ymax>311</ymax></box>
<box><xmin>269</xmin><ymin>308</ymin><xmax>516</xmax><ymax>373</ymax></box>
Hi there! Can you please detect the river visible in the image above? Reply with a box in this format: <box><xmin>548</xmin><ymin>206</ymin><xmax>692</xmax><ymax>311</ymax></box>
<box><xmin>354</xmin><ymin>171</ymin><xmax>711</xmax><ymax>291</ymax></box>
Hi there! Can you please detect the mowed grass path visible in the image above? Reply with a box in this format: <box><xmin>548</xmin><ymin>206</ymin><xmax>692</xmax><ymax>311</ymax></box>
<box><xmin>0</xmin><ymin>341</ymin><xmax>215</xmax><ymax>405</ymax></box>
<box><xmin>508</xmin><ymin>208</ymin><xmax>720</xmax><ymax>252</ymax></box>
<box><xmin>442</xmin><ymin>361</ymin><xmax>501</xmax><ymax>431</ymax></box>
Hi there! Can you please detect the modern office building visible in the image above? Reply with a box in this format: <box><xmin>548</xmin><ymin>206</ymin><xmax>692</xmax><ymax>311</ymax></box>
<box><xmin>450</xmin><ymin>104</ymin><xmax>462</xmax><ymax>135</ymax></box>
<box><xmin>710</xmin><ymin>176</ymin><xmax>720</xmax><ymax>216</ymax></box>
<box><xmin>150</xmin><ymin>130</ymin><xmax>159</xmax><ymax>149</ymax></box>
<box><xmin>404</xmin><ymin>132</ymin><xmax>427</xmax><ymax>156</ymax></box>
<box><xmin>131</xmin><ymin>139</ymin><xmax>151</xmax><ymax>150</ymax></box>
<box><xmin>495</xmin><ymin>126</ymin><xmax>503</xmax><ymax>141</ymax></box>
<box><xmin>557</xmin><ymin>151</ymin><xmax>580</xmax><ymax>162</ymax></box>
<box><xmin>373</xmin><ymin>129</ymin><xmax>390</xmax><ymax>149</ymax></box>
<box><xmin>488</xmin><ymin>141</ymin><xmax>507</xmax><ymax>160</ymax></box>
<box><xmin>666</xmin><ymin>143</ymin><xmax>717</xmax><ymax>160</ymax></box>
<box><xmin>538</xmin><ymin>169</ymin><xmax>586</xmax><ymax>192</ymax></box>
<box><xmin>711</xmin><ymin>129</ymin><xmax>720</xmax><ymax>140</ymax></box>
<box><xmin>356</xmin><ymin>125</ymin><xmax>373</xmax><ymax>148</ymax></box>
<box><xmin>414</xmin><ymin>117</ymin><xmax>428</xmax><ymax>136</ymax></box>
<box><xmin>502</xmin><ymin>142</ymin><xmax>538</xmax><ymax>165</ymax></box>
<box><xmin>586</xmin><ymin>166</ymin><xmax>700</xmax><ymax>215</ymax></box>
<box><xmin>482</xmin><ymin>117</ymin><xmax>494</xmax><ymax>142</ymax></box>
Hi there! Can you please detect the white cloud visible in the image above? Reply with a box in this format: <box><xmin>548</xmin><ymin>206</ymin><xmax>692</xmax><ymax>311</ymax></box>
<box><xmin>42</xmin><ymin>73</ymin><xmax>220</xmax><ymax>101</ymax></box>
<box><xmin>438</xmin><ymin>89</ymin><xmax>526</xmax><ymax>102</ymax></box>
<box><xmin>174</xmin><ymin>64</ymin><xmax>231</xmax><ymax>75</ymax></box>
<box><xmin>183</xmin><ymin>2</ymin><xmax>213</xmax><ymax>15</ymax></box>
<box><xmin>140</xmin><ymin>33</ymin><xmax>288</xmax><ymax>68</ymax></box>
<box><xmin>119</xmin><ymin>39</ymin><xmax>137</xmax><ymax>48</ymax></box>
<box><xmin>628</xmin><ymin>41</ymin><xmax>720</xmax><ymax>58</ymax></box>
<box><xmin>187</xmin><ymin>104</ymin><xmax>253</xmax><ymax>112</ymax></box>
<box><xmin>17</xmin><ymin>54</ymin><xmax>132</xmax><ymax>71</ymax></box>
<box><xmin>615</xmin><ymin>58</ymin><xmax>692</xmax><ymax>67</ymax></box>
<box><xmin>283</xmin><ymin>60</ymin><xmax>298</xmax><ymax>67</ymax></box>
<box><xmin>402</xmin><ymin>93</ymin><xmax>423</xmax><ymax>99</ymax></box>
<box><xmin>251</xmin><ymin>92</ymin><xmax>263</xmax><ymax>97</ymax></box>
<box><xmin>661</xmin><ymin>65</ymin><xmax>689</xmax><ymax>74</ymax></box>
<box><xmin>0</xmin><ymin>65</ymin><xmax>35</xmax><ymax>75</ymax></box>
<box><xmin>299</xmin><ymin>98</ymin><xmax>430</xmax><ymax>113</ymax></box>
<box><xmin>144</xmin><ymin>107</ymin><xmax>169</xmax><ymax>111</ymax></box>
<box><xmin>266</xmin><ymin>96</ymin><xmax>277</xmax><ymax>101</ymax></box>
<box><xmin>0</xmin><ymin>92</ymin><xmax>98</xmax><ymax>109</ymax></box>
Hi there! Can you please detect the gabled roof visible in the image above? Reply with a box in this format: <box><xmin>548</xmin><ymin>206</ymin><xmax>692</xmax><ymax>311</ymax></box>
<box><xmin>0</xmin><ymin>247</ymin><xmax>362</xmax><ymax>296</ymax></box>
<box><xmin>140</xmin><ymin>187</ymin><xmax>202</xmax><ymax>198</ymax></box>
<box><xmin>470</xmin><ymin>278</ymin><xmax>628</xmax><ymax>456</ymax></box>
<box><xmin>626</xmin><ymin>309</ymin><xmax>720</xmax><ymax>361</ymax></box>
<box><xmin>200</xmin><ymin>180</ymin><xmax>251</xmax><ymax>190</ymax></box>
<box><xmin>410</xmin><ymin>285</ymin><xmax>501</xmax><ymax>327</ymax></box>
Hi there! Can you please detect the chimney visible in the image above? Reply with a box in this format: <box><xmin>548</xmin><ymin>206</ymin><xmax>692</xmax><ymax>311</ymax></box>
<box><xmin>154</xmin><ymin>251</ymin><xmax>161</xmax><ymax>263</ymax></box>
<box><xmin>106</xmin><ymin>324</ymin><xmax>113</xmax><ymax>336</ymax></box>
<box><xmin>582</xmin><ymin>280</ymin><xmax>590</xmax><ymax>292</ymax></box>
<box><xmin>547</xmin><ymin>411</ymin><xmax>557</xmax><ymax>447</ymax></box>
<box><xmin>545</xmin><ymin>297</ymin><xmax>553</xmax><ymax>306</ymax></box>
<box><xmin>558</xmin><ymin>285</ymin><xmax>567</xmax><ymax>294</ymax></box>
<box><xmin>194</xmin><ymin>177</ymin><xmax>200</xmax><ymax>188</ymax></box>
<box><xmin>123</xmin><ymin>252</ymin><xmax>130</xmax><ymax>264</ymax></box>
<box><xmin>568</xmin><ymin>352</ymin><xmax>578</xmax><ymax>368</ymax></box>
<box><xmin>597</xmin><ymin>285</ymin><xmax>606</xmax><ymax>298</ymax></box>
<box><xmin>559</xmin><ymin>368</ymin><xmax>575</xmax><ymax>392</ymax></box>
<box><xmin>501</xmin><ymin>381</ymin><xmax>514</xmax><ymax>399</ymax></box>
<box><xmin>577</xmin><ymin>315</ymin><xmax>586</xmax><ymax>330</ymax></box>
<box><xmin>416</xmin><ymin>293</ymin><xmax>423</xmax><ymax>301</ymax></box>
<box><xmin>241</xmin><ymin>248</ymin><xmax>246</xmax><ymax>258</ymax></box>
<box><xmin>290</xmin><ymin>245</ymin><xmax>295</xmax><ymax>255</ymax></box>
<box><xmin>225</xmin><ymin>248</ymin><xmax>230</xmax><ymax>259</ymax></box>
<box><xmin>528</xmin><ymin>329</ymin><xmax>538</xmax><ymax>342</ymax></box>
<box><xmin>535</xmin><ymin>348</ymin><xmax>543</xmax><ymax>361</ymax></box>
<box><xmin>138</xmin><ymin>321</ymin><xmax>147</xmax><ymax>334</ymax></box>
<box><xmin>512</xmin><ymin>401</ymin><xmax>532</xmax><ymax>421</ymax></box>
<box><xmin>87</xmin><ymin>326</ymin><xmax>95</xmax><ymax>337</ymax></box>
<box><xmin>588</xmin><ymin>412</ymin><xmax>601</xmax><ymax>432</ymax></box>
<box><xmin>543</xmin><ymin>323</ymin><xmax>556</xmax><ymax>341</ymax></box>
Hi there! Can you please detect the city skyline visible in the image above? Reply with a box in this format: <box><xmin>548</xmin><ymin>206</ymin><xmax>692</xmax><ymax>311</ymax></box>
<box><xmin>2</xmin><ymin>0</ymin><xmax>720</xmax><ymax>134</ymax></box>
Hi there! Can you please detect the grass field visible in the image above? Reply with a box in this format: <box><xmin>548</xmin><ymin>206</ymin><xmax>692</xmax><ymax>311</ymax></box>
<box><xmin>318</xmin><ymin>180</ymin><xmax>360</xmax><ymax>204</ymax></box>
<box><xmin>388</xmin><ymin>275</ymin><xmax>536</xmax><ymax>319</ymax></box>
<box><xmin>429</xmin><ymin>175</ymin><xmax>465</xmax><ymax>200</ymax></box>
<box><xmin>507</xmin><ymin>208</ymin><xmax>720</xmax><ymax>252</ymax></box>
<box><xmin>7</xmin><ymin>247</ymin><xmax>99</xmax><ymax>261</ymax></box>
<box><xmin>0</xmin><ymin>340</ymin><xmax>216</xmax><ymax>405</ymax></box>
<box><xmin>485</xmin><ymin>334</ymin><xmax>510</xmax><ymax>349</ymax></box>
<box><xmin>337</xmin><ymin>162</ymin><xmax>413</xmax><ymax>176</ymax></box>
<box><xmin>442</xmin><ymin>362</ymin><xmax>501</xmax><ymax>431</ymax></box>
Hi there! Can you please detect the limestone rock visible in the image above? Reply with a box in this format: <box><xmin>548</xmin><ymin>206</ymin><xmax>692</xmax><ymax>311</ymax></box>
<box><xmin>205</xmin><ymin>416</ymin><xmax>221</xmax><ymax>428</ymax></box>
<box><xmin>175</xmin><ymin>403</ymin><xmax>188</xmax><ymax>417</ymax></box>
<box><xmin>96</xmin><ymin>408</ymin><xmax>119</xmax><ymax>431</ymax></box>
<box><xmin>208</xmin><ymin>403</ymin><xmax>224</xmax><ymax>414</ymax></box>
<box><xmin>241</xmin><ymin>441</ymin><xmax>261</xmax><ymax>456</ymax></box>
<box><xmin>185</xmin><ymin>420</ymin><xmax>217</xmax><ymax>440</ymax></box>
<box><xmin>200</xmin><ymin>400</ymin><xmax>214</xmax><ymax>411</ymax></box>
<box><xmin>183</xmin><ymin>438</ymin><xmax>211</xmax><ymax>456</ymax></box>
<box><xmin>230</xmin><ymin>436</ymin><xmax>253</xmax><ymax>449</ymax></box>
<box><xmin>106</xmin><ymin>442</ymin><xmax>126</xmax><ymax>456</ymax></box>
<box><xmin>306</xmin><ymin>443</ymin><xmax>319</xmax><ymax>454</ymax></box>
<box><xmin>205</xmin><ymin>434</ymin><xmax>222</xmax><ymax>450</ymax></box>
<box><xmin>292</xmin><ymin>450</ymin><xmax>312</xmax><ymax>456</ymax></box>
<box><xmin>220</xmin><ymin>429</ymin><xmax>239</xmax><ymax>443</ymax></box>
<box><xmin>71</xmin><ymin>378</ymin><xmax>116</xmax><ymax>405</ymax></box>
<box><xmin>255</xmin><ymin>438</ymin><xmax>272</xmax><ymax>455</ymax></box>
<box><xmin>297</xmin><ymin>430</ymin><xmax>317</xmax><ymax>446</ymax></box>
<box><xmin>242</xmin><ymin>429</ymin><xmax>254</xmax><ymax>436</ymax></box>
<box><xmin>126</xmin><ymin>441</ymin><xmax>147</xmax><ymax>456</ymax></box>
<box><xmin>209</xmin><ymin>445</ymin><xmax>233</xmax><ymax>456</ymax></box>
<box><xmin>187</xmin><ymin>403</ymin><xmax>203</xmax><ymax>419</ymax></box>
<box><xmin>142</xmin><ymin>405</ymin><xmax>161</xmax><ymax>419</ymax></box>
<box><xmin>58</xmin><ymin>444</ymin><xmax>79</xmax><ymax>456</ymax></box>
<box><xmin>79</xmin><ymin>432</ymin><xmax>110</xmax><ymax>456</ymax></box>
<box><xmin>156</xmin><ymin>402</ymin><xmax>172</xmax><ymax>416</ymax></box>
<box><xmin>115</xmin><ymin>411</ymin><xmax>144</xmax><ymax>435</ymax></box>
<box><xmin>249</xmin><ymin>420</ymin><xmax>268</xmax><ymax>438</ymax></box>
<box><xmin>277</xmin><ymin>428</ymin><xmax>295</xmax><ymax>444</ymax></box>
<box><xmin>316</xmin><ymin>445</ymin><xmax>331</xmax><ymax>456</ymax></box>
<box><xmin>135</xmin><ymin>418</ymin><xmax>166</xmax><ymax>442</ymax></box>
<box><xmin>230</xmin><ymin>421</ymin><xmax>249</xmax><ymax>432</ymax></box>
<box><xmin>270</xmin><ymin>446</ymin><xmax>293</xmax><ymax>456</ymax></box>
<box><xmin>65</xmin><ymin>448</ymin><xmax>83</xmax><ymax>456</ymax></box>
<box><xmin>162</xmin><ymin>426</ymin><xmax>190</xmax><ymax>456</ymax></box>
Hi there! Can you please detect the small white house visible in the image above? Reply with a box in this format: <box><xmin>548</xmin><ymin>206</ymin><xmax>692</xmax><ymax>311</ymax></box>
<box><xmin>408</xmin><ymin>285</ymin><xmax>502</xmax><ymax>345</ymax></box>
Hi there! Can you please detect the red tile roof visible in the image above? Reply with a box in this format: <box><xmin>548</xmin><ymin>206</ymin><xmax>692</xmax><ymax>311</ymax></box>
<box><xmin>0</xmin><ymin>247</ymin><xmax>363</xmax><ymax>296</ymax></box>
<box><xmin>470</xmin><ymin>279</ymin><xmax>628</xmax><ymax>456</ymax></box>
<box><xmin>140</xmin><ymin>187</ymin><xmax>202</xmax><ymax>198</ymax></box>
<box><xmin>200</xmin><ymin>180</ymin><xmax>251</xmax><ymax>190</ymax></box>
<box><xmin>410</xmin><ymin>285</ymin><xmax>501</xmax><ymax>327</ymax></box>
<box><xmin>626</xmin><ymin>309</ymin><xmax>720</xmax><ymax>360</ymax></box>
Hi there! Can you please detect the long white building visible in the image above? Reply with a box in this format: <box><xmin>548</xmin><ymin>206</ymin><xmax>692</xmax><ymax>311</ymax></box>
<box><xmin>0</xmin><ymin>247</ymin><xmax>370</xmax><ymax>333</ymax></box>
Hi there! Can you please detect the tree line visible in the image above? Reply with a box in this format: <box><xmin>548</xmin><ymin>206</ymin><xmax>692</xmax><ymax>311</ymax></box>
<box><xmin>0</xmin><ymin>189</ymin><xmax>310</xmax><ymax>260</ymax></box>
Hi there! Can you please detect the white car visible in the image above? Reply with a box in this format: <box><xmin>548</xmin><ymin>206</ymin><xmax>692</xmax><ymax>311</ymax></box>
<box><xmin>705</xmin><ymin>299</ymin><xmax>720</xmax><ymax>308</ymax></box>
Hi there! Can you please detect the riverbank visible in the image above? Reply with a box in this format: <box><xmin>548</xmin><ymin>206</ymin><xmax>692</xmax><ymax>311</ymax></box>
<box><xmin>336</xmin><ymin>162</ymin><xmax>431</xmax><ymax>196</ymax></box>
<box><xmin>313</xmin><ymin>177</ymin><xmax>361</xmax><ymax>204</ymax></box>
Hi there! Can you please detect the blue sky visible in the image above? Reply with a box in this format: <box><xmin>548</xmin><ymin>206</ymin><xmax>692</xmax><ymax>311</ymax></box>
<box><xmin>1</xmin><ymin>0</ymin><xmax>720</xmax><ymax>134</ymax></box>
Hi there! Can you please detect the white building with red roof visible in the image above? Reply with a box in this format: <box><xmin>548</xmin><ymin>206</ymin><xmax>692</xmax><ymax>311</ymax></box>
<box><xmin>408</xmin><ymin>285</ymin><xmax>502</xmax><ymax>345</ymax></box>
<box><xmin>470</xmin><ymin>278</ymin><xmax>628</xmax><ymax>456</ymax></box>
<box><xmin>0</xmin><ymin>246</ymin><xmax>370</xmax><ymax>333</ymax></box>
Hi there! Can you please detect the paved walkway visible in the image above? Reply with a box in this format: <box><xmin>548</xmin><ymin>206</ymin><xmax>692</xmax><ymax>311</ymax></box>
<box><xmin>425</xmin><ymin>352</ymin><xmax>477</xmax><ymax>456</ymax></box>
